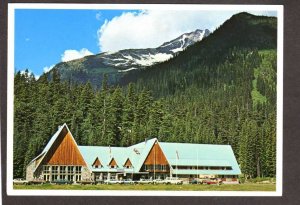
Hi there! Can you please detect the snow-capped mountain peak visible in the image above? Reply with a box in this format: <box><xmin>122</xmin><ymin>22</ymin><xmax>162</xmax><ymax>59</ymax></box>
<box><xmin>95</xmin><ymin>28</ymin><xmax>210</xmax><ymax>72</ymax></box>
<box><xmin>158</xmin><ymin>29</ymin><xmax>210</xmax><ymax>54</ymax></box>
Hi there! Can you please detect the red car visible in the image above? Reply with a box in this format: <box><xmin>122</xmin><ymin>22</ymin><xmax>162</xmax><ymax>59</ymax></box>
<box><xmin>203</xmin><ymin>178</ymin><xmax>222</xmax><ymax>185</ymax></box>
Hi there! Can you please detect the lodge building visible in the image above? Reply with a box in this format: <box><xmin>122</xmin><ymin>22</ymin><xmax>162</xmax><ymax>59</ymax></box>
<box><xmin>26</xmin><ymin>124</ymin><xmax>241</xmax><ymax>183</ymax></box>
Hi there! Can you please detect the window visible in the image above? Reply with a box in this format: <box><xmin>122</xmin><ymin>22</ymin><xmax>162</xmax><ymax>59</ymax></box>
<box><xmin>67</xmin><ymin>175</ymin><xmax>73</xmax><ymax>181</ymax></box>
<box><xmin>75</xmin><ymin>166</ymin><xmax>82</xmax><ymax>174</ymax></box>
<box><xmin>43</xmin><ymin>175</ymin><xmax>50</xmax><ymax>181</ymax></box>
<box><xmin>52</xmin><ymin>174</ymin><xmax>58</xmax><ymax>181</ymax></box>
<box><xmin>60</xmin><ymin>166</ymin><xmax>66</xmax><ymax>174</ymax></box>
<box><xmin>52</xmin><ymin>166</ymin><xmax>58</xmax><ymax>174</ymax></box>
<box><xmin>42</xmin><ymin>166</ymin><xmax>50</xmax><ymax>181</ymax></box>
<box><xmin>68</xmin><ymin>166</ymin><xmax>74</xmax><ymax>174</ymax></box>
<box><xmin>43</xmin><ymin>165</ymin><xmax>50</xmax><ymax>174</ymax></box>
<box><xmin>75</xmin><ymin>175</ymin><xmax>81</xmax><ymax>181</ymax></box>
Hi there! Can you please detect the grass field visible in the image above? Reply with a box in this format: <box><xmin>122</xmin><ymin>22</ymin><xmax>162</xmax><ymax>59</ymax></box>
<box><xmin>13</xmin><ymin>183</ymin><xmax>276</xmax><ymax>191</ymax></box>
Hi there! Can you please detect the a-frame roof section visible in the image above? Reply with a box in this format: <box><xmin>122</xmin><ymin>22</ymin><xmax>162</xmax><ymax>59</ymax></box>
<box><xmin>29</xmin><ymin>125</ymin><xmax>66</xmax><ymax>164</ymax></box>
<box><xmin>129</xmin><ymin>138</ymin><xmax>157</xmax><ymax>172</ymax></box>
<box><xmin>92</xmin><ymin>157</ymin><xmax>102</xmax><ymax>166</ymax></box>
<box><xmin>32</xmin><ymin>124</ymin><xmax>87</xmax><ymax>172</ymax></box>
<box><xmin>143</xmin><ymin>140</ymin><xmax>169</xmax><ymax>165</ymax></box>
<box><xmin>108</xmin><ymin>158</ymin><xmax>118</xmax><ymax>166</ymax></box>
<box><xmin>124</xmin><ymin>158</ymin><xmax>132</xmax><ymax>167</ymax></box>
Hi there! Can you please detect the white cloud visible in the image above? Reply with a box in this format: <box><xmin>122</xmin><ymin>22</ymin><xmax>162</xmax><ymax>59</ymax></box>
<box><xmin>98</xmin><ymin>10</ymin><xmax>277</xmax><ymax>52</ymax></box>
<box><xmin>61</xmin><ymin>48</ymin><xmax>94</xmax><ymax>62</ymax></box>
<box><xmin>43</xmin><ymin>64</ymin><xmax>55</xmax><ymax>73</ymax></box>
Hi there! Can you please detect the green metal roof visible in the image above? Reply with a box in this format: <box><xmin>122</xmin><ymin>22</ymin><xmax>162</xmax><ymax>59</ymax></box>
<box><xmin>159</xmin><ymin>142</ymin><xmax>241</xmax><ymax>175</ymax></box>
<box><xmin>78</xmin><ymin>138</ymin><xmax>157</xmax><ymax>173</ymax></box>
<box><xmin>78</xmin><ymin>139</ymin><xmax>241</xmax><ymax>175</ymax></box>
<box><xmin>31</xmin><ymin>124</ymin><xmax>241</xmax><ymax>176</ymax></box>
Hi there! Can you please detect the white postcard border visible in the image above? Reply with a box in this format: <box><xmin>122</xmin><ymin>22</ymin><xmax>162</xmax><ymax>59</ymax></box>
<box><xmin>7</xmin><ymin>3</ymin><xmax>284</xmax><ymax>196</ymax></box>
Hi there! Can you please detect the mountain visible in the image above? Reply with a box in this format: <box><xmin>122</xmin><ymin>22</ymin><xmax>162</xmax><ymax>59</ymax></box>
<box><xmin>47</xmin><ymin>29</ymin><xmax>210</xmax><ymax>86</ymax></box>
<box><xmin>102</xmin><ymin>29</ymin><xmax>210</xmax><ymax>71</ymax></box>
<box><xmin>119</xmin><ymin>12</ymin><xmax>277</xmax><ymax>94</ymax></box>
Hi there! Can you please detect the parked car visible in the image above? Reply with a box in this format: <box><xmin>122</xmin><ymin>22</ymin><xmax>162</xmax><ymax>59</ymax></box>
<box><xmin>13</xmin><ymin>178</ymin><xmax>29</xmax><ymax>185</ymax></box>
<box><xmin>164</xmin><ymin>177</ymin><xmax>183</xmax><ymax>185</ymax></box>
<box><xmin>30</xmin><ymin>179</ymin><xmax>45</xmax><ymax>185</ymax></box>
<box><xmin>202</xmin><ymin>178</ymin><xmax>222</xmax><ymax>185</ymax></box>
<box><xmin>122</xmin><ymin>179</ymin><xmax>137</xmax><ymax>185</ymax></box>
<box><xmin>138</xmin><ymin>178</ymin><xmax>154</xmax><ymax>184</ymax></box>
<box><xmin>104</xmin><ymin>179</ymin><xmax>124</xmax><ymax>184</ymax></box>
<box><xmin>153</xmin><ymin>179</ymin><xmax>165</xmax><ymax>184</ymax></box>
<box><xmin>190</xmin><ymin>178</ymin><xmax>201</xmax><ymax>184</ymax></box>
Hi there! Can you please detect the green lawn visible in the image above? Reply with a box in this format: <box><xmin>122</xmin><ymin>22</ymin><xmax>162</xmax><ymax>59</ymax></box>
<box><xmin>14</xmin><ymin>183</ymin><xmax>275</xmax><ymax>191</ymax></box>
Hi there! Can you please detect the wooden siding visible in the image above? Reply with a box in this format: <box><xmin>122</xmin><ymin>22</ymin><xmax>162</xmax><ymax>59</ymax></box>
<box><xmin>109</xmin><ymin>158</ymin><xmax>117</xmax><ymax>166</ymax></box>
<box><xmin>124</xmin><ymin>158</ymin><xmax>132</xmax><ymax>166</ymax></box>
<box><xmin>92</xmin><ymin>157</ymin><xmax>102</xmax><ymax>166</ymax></box>
<box><xmin>44</xmin><ymin>129</ymin><xmax>86</xmax><ymax>166</ymax></box>
<box><xmin>144</xmin><ymin>141</ymin><xmax>169</xmax><ymax>165</ymax></box>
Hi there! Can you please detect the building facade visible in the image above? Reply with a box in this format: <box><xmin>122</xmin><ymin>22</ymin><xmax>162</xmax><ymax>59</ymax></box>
<box><xmin>26</xmin><ymin>124</ymin><xmax>241</xmax><ymax>183</ymax></box>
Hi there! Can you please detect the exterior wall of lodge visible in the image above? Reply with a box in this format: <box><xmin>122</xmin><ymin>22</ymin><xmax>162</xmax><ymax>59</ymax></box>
<box><xmin>26</xmin><ymin>164</ymin><xmax>92</xmax><ymax>182</ymax></box>
<box><xmin>26</xmin><ymin>161</ymin><xmax>35</xmax><ymax>182</ymax></box>
<box><xmin>27</xmin><ymin>162</ymin><xmax>239</xmax><ymax>182</ymax></box>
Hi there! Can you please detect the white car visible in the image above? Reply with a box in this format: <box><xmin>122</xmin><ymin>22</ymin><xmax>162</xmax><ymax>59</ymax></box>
<box><xmin>122</xmin><ymin>179</ymin><xmax>137</xmax><ymax>185</ymax></box>
<box><xmin>164</xmin><ymin>177</ymin><xmax>183</xmax><ymax>185</ymax></box>
<box><xmin>13</xmin><ymin>178</ymin><xmax>29</xmax><ymax>185</ymax></box>
<box><xmin>104</xmin><ymin>179</ymin><xmax>124</xmax><ymax>184</ymax></box>
<box><xmin>138</xmin><ymin>178</ymin><xmax>154</xmax><ymax>184</ymax></box>
<box><xmin>153</xmin><ymin>179</ymin><xmax>165</xmax><ymax>184</ymax></box>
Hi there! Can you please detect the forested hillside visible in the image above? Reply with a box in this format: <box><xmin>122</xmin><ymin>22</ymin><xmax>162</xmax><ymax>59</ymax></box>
<box><xmin>14</xmin><ymin>12</ymin><xmax>277</xmax><ymax>179</ymax></box>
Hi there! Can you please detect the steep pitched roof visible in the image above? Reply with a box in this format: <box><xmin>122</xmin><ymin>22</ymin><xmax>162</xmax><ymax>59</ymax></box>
<box><xmin>124</xmin><ymin>158</ymin><xmax>132</xmax><ymax>166</ymax></box>
<box><xmin>29</xmin><ymin>125</ymin><xmax>66</xmax><ymax>164</ymax></box>
<box><xmin>31</xmin><ymin>124</ymin><xmax>87</xmax><ymax>172</ymax></box>
<box><xmin>128</xmin><ymin>138</ymin><xmax>157</xmax><ymax>172</ymax></box>
<box><xmin>92</xmin><ymin>157</ymin><xmax>102</xmax><ymax>166</ymax></box>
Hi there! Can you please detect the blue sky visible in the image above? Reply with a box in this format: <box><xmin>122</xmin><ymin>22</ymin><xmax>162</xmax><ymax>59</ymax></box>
<box><xmin>14</xmin><ymin>9</ymin><xmax>277</xmax><ymax>78</ymax></box>
<box><xmin>15</xmin><ymin>9</ymin><xmax>132</xmax><ymax>77</ymax></box>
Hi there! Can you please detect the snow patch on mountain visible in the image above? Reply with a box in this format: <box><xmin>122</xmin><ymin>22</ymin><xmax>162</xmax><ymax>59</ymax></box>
<box><xmin>135</xmin><ymin>53</ymin><xmax>173</xmax><ymax>66</ymax></box>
